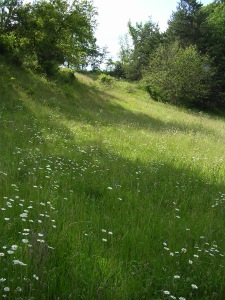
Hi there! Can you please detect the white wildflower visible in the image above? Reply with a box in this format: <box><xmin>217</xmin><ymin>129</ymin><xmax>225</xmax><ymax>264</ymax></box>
<box><xmin>11</xmin><ymin>245</ymin><xmax>18</xmax><ymax>251</ymax></box>
<box><xmin>13</xmin><ymin>260</ymin><xmax>27</xmax><ymax>266</ymax></box>
<box><xmin>191</xmin><ymin>284</ymin><xmax>198</xmax><ymax>289</ymax></box>
<box><xmin>22</xmin><ymin>239</ymin><xmax>29</xmax><ymax>243</ymax></box>
<box><xmin>20</xmin><ymin>213</ymin><xmax>28</xmax><ymax>218</ymax></box>
<box><xmin>164</xmin><ymin>290</ymin><xmax>170</xmax><ymax>295</ymax></box>
<box><xmin>37</xmin><ymin>239</ymin><xmax>45</xmax><ymax>243</ymax></box>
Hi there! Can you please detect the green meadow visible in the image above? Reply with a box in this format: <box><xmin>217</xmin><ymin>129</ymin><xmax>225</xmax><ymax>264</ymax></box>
<box><xmin>1</xmin><ymin>62</ymin><xmax>225</xmax><ymax>299</ymax></box>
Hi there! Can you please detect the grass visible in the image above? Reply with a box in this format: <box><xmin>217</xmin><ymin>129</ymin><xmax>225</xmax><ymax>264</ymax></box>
<box><xmin>0</xmin><ymin>60</ymin><xmax>225</xmax><ymax>299</ymax></box>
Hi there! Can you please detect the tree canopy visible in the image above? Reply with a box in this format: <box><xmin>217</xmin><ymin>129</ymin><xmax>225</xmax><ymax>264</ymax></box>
<box><xmin>114</xmin><ymin>0</ymin><xmax>225</xmax><ymax>110</ymax></box>
<box><xmin>143</xmin><ymin>42</ymin><xmax>213</xmax><ymax>105</ymax></box>
<box><xmin>0</xmin><ymin>0</ymin><xmax>100</xmax><ymax>74</ymax></box>
<box><xmin>118</xmin><ymin>19</ymin><xmax>162</xmax><ymax>81</ymax></box>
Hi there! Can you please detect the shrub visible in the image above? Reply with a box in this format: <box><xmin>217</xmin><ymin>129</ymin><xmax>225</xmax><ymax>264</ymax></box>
<box><xmin>98</xmin><ymin>74</ymin><xmax>115</xmax><ymax>88</ymax></box>
<box><xmin>58</xmin><ymin>68</ymin><xmax>76</xmax><ymax>83</ymax></box>
<box><xmin>143</xmin><ymin>43</ymin><xmax>214</xmax><ymax>105</ymax></box>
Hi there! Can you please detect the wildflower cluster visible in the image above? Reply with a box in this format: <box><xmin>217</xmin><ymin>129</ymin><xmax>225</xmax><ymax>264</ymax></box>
<box><xmin>161</xmin><ymin>234</ymin><xmax>224</xmax><ymax>299</ymax></box>
<box><xmin>0</xmin><ymin>148</ymin><xmax>60</xmax><ymax>298</ymax></box>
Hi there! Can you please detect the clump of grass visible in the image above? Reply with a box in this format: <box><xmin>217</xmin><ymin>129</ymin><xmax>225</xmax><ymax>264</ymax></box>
<box><xmin>0</xmin><ymin>60</ymin><xmax>225</xmax><ymax>299</ymax></box>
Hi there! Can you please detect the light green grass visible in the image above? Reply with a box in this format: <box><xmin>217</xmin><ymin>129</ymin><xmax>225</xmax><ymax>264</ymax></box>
<box><xmin>0</xmin><ymin>62</ymin><xmax>225</xmax><ymax>299</ymax></box>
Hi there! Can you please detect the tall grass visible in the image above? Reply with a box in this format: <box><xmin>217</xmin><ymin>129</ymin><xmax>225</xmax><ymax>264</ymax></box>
<box><xmin>0</xmin><ymin>62</ymin><xmax>225</xmax><ymax>299</ymax></box>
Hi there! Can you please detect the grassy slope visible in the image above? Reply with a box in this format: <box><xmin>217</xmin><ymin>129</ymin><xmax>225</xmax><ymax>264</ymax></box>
<box><xmin>0</xmin><ymin>62</ymin><xmax>225</xmax><ymax>299</ymax></box>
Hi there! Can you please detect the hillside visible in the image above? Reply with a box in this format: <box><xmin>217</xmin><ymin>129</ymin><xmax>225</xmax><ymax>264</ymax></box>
<box><xmin>1</xmin><ymin>62</ymin><xmax>225</xmax><ymax>299</ymax></box>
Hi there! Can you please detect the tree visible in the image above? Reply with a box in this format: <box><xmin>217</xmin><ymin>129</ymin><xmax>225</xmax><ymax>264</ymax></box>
<box><xmin>124</xmin><ymin>19</ymin><xmax>162</xmax><ymax>81</ymax></box>
<box><xmin>164</xmin><ymin>0</ymin><xmax>225</xmax><ymax>108</ymax></box>
<box><xmin>0</xmin><ymin>0</ymin><xmax>23</xmax><ymax>55</ymax></box>
<box><xmin>25</xmin><ymin>0</ymin><xmax>97</xmax><ymax>74</ymax></box>
<box><xmin>118</xmin><ymin>34</ymin><xmax>132</xmax><ymax>64</ymax></box>
<box><xmin>105</xmin><ymin>57</ymin><xmax>115</xmax><ymax>73</ymax></box>
<box><xmin>0</xmin><ymin>0</ymin><xmax>99</xmax><ymax>75</ymax></box>
<box><xmin>116</xmin><ymin>33</ymin><xmax>132</xmax><ymax>78</ymax></box>
<box><xmin>143</xmin><ymin>42</ymin><xmax>213</xmax><ymax>106</ymax></box>
<box><xmin>88</xmin><ymin>45</ymin><xmax>108</xmax><ymax>71</ymax></box>
<box><xmin>167</xmin><ymin>0</ymin><xmax>205</xmax><ymax>49</ymax></box>
<box><xmin>199</xmin><ymin>1</ymin><xmax>225</xmax><ymax>105</ymax></box>
<box><xmin>0</xmin><ymin>0</ymin><xmax>22</xmax><ymax>33</ymax></box>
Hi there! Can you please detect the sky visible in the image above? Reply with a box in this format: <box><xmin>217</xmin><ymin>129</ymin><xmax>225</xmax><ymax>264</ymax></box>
<box><xmin>93</xmin><ymin>0</ymin><xmax>213</xmax><ymax>60</ymax></box>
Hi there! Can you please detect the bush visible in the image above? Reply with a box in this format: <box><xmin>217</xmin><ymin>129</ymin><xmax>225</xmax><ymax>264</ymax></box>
<box><xmin>58</xmin><ymin>68</ymin><xmax>76</xmax><ymax>83</ymax></box>
<box><xmin>98</xmin><ymin>74</ymin><xmax>115</xmax><ymax>88</ymax></box>
<box><xmin>143</xmin><ymin>43</ymin><xmax>214</xmax><ymax>105</ymax></box>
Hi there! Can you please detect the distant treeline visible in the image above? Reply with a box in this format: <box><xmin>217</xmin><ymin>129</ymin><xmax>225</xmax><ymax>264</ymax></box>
<box><xmin>109</xmin><ymin>0</ymin><xmax>225</xmax><ymax>110</ymax></box>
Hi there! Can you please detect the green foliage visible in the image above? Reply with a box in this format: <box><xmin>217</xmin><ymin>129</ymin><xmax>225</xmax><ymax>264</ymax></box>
<box><xmin>98</xmin><ymin>73</ymin><xmax>115</xmax><ymax>88</ymax></box>
<box><xmin>0</xmin><ymin>0</ymin><xmax>98</xmax><ymax>75</ymax></box>
<box><xmin>0</xmin><ymin>32</ymin><xmax>15</xmax><ymax>54</ymax></box>
<box><xmin>88</xmin><ymin>45</ymin><xmax>108</xmax><ymax>71</ymax></box>
<box><xmin>167</xmin><ymin>0</ymin><xmax>205</xmax><ymax>48</ymax></box>
<box><xmin>165</xmin><ymin>0</ymin><xmax>225</xmax><ymax>108</ymax></box>
<box><xmin>117</xmin><ymin>19</ymin><xmax>162</xmax><ymax>81</ymax></box>
<box><xmin>115</xmin><ymin>0</ymin><xmax>225</xmax><ymax>109</ymax></box>
<box><xmin>0</xmin><ymin>0</ymin><xmax>22</xmax><ymax>33</ymax></box>
<box><xmin>143</xmin><ymin>43</ymin><xmax>213</xmax><ymax>105</ymax></box>
<box><xmin>57</xmin><ymin>67</ymin><xmax>76</xmax><ymax>83</ymax></box>
<box><xmin>202</xmin><ymin>1</ymin><xmax>225</xmax><ymax>105</ymax></box>
<box><xmin>127</xmin><ymin>19</ymin><xmax>162</xmax><ymax>81</ymax></box>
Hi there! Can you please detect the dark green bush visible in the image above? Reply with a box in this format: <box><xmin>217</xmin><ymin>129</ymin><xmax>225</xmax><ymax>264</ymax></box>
<box><xmin>143</xmin><ymin>43</ymin><xmax>214</xmax><ymax>105</ymax></box>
